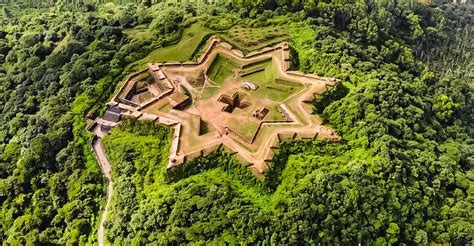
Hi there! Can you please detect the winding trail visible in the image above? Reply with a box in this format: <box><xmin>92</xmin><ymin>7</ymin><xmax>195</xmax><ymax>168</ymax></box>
<box><xmin>92</xmin><ymin>137</ymin><xmax>112</xmax><ymax>246</ymax></box>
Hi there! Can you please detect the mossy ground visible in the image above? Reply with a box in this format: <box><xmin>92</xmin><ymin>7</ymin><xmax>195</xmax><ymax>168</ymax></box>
<box><xmin>207</xmin><ymin>54</ymin><xmax>238</xmax><ymax>84</ymax></box>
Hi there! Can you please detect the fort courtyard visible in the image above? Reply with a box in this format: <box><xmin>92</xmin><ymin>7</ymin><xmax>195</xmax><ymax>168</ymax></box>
<box><xmin>92</xmin><ymin>36</ymin><xmax>340</xmax><ymax>174</ymax></box>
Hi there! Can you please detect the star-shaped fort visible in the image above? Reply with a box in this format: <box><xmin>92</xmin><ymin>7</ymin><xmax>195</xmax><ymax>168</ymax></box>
<box><xmin>91</xmin><ymin>36</ymin><xmax>340</xmax><ymax>174</ymax></box>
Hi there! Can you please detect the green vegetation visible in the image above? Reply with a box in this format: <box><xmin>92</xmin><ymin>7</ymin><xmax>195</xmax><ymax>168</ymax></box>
<box><xmin>131</xmin><ymin>23</ymin><xmax>212</xmax><ymax>66</ymax></box>
<box><xmin>229</xmin><ymin>119</ymin><xmax>260</xmax><ymax>140</ymax></box>
<box><xmin>0</xmin><ymin>2</ymin><xmax>149</xmax><ymax>243</ymax></box>
<box><xmin>102</xmin><ymin>119</ymin><xmax>269</xmax><ymax>244</ymax></box>
<box><xmin>207</xmin><ymin>54</ymin><xmax>238</xmax><ymax>84</ymax></box>
<box><xmin>314</xmin><ymin>82</ymin><xmax>350</xmax><ymax>115</ymax></box>
<box><xmin>0</xmin><ymin>1</ymin><xmax>472</xmax><ymax>245</ymax></box>
<box><xmin>136</xmin><ymin>71</ymin><xmax>152</xmax><ymax>82</ymax></box>
<box><xmin>266</xmin><ymin>104</ymin><xmax>286</xmax><ymax>121</ymax></box>
<box><xmin>222</xmin><ymin>25</ymin><xmax>289</xmax><ymax>53</ymax></box>
<box><xmin>200</xmin><ymin>86</ymin><xmax>220</xmax><ymax>99</ymax></box>
<box><xmin>242</xmin><ymin>60</ymin><xmax>304</xmax><ymax>101</ymax></box>
<box><xmin>123</xmin><ymin>24</ymin><xmax>152</xmax><ymax>40</ymax></box>
<box><xmin>102</xmin><ymin>119</ymin><xmax>172</xmax><ymax>244</ymax></box>
<box><xmin>0</xmin><ymin>2</ymin><xmax>202</xmax><ymax>244</ymax></box>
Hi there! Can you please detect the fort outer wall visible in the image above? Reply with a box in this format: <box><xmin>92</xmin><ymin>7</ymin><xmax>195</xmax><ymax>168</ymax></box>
<box><xmin>105</xmin><ymin>36</ymin><xmax>341</xmax><ymax>174</ymax></box>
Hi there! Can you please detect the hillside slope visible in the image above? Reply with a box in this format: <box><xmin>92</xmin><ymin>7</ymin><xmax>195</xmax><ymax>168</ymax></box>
<box><xmin>0</xmin><ymin>1</ymin><xmax>472</xmax><ymax>245</ymax></box>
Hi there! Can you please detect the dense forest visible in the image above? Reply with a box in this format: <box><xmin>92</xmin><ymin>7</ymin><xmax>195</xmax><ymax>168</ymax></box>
<box><xmin>0</xmin><ymin>0</ymin><xmax>472</xmax><ymax>245</ymax></box>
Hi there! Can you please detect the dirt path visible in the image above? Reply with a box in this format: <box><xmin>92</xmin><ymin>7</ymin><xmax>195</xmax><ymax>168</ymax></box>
<box><xmin>92</xmin><ymin>137</ymin><xmax>112</xmax><ymax>246</ymax></box>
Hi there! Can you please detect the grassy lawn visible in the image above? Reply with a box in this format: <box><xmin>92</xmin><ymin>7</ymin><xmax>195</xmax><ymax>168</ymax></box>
<box><xmin>126</xmin><ymin>24</ymin><xmax>288</xmax><ymax>68</ymax></box>
<box><xmin>111</xmin><ymin>23</ymin><xmax>213</xmax><ymax>99</ymax></box>
<box><xmin>221</xmin><ymin>25</ymin><xmax>289</xmax><ymax>53</ymax></box>
<box><xmin>229</xmin><ymin>119</ymin><xmax>260</xmax><ymax>141</ymax></box>
<box><xmin>241</xmin><ymin>60</ymin><xmax>275</xmax><ymax>85</ymax></box>
<box><xmin>265</xmin><ymin>104</ymin><xmax>286</xmax><ymax>121</ymax></box>
<box><xmin>113</xmin><ymin>23</ymin><xmax>288</xmax><ymax>103</ymax></box>
<box><xmin>200</xmin><ymin>86</ymin><xmax>220</xmax><ymax>100</ymax></box>
<box><xmin>260</xmin><ymin>82</ymin><xmax>303</xmax><ymax>102</ymax></box>
<box><xmin>137</xmin><ymin>71</ymin><xmax>152</xmax><ymax>81</ymax></box>
<box><xmin>132</xmin><ymin>23</ymin><xmax>212</xmax><ymax>66</ymax></box>
<box><xmin>207</xmin><ymin>54</ymin><xmax>238</xmax><ymax>84</ymax></box>
<box><xmin>241</xmin><ymin>61</ymin><xmax>303</xmax><ymax>102</ymax></box>
<box><xmin>123</xmin><ymin>24</ymin><xmax>152</xmax><ymax>40</ymax></box>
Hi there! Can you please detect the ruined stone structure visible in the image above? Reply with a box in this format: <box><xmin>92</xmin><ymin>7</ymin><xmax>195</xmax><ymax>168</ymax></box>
<box><xmin>241</xmin><ymin>81</ymin><xmax>259</xmax><ymax>91</ymax></box>
<box><xmin>91</xmin><ymin>36</ymin><xmax>341</xmax><ymax>174</ymax></box>
<box><xmin>252</xmin><ymin>107</ymin><xmax>269</xmax><ymax>120</ymax></box>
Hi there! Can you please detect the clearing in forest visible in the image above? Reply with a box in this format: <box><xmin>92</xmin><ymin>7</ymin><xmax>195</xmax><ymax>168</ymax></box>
<box><xmin>131</xmin><ymin>23</ymin><xmax>212</xmax><ymax>66</ymax></box>
<box><xmin>125</xmin><ymin>22</ymin><xmax>289</xmax><ymax>69</ymax></box>
<box><xmin>221</xmin><ymin>25</ymin><xmax>289</xmax><ymax>53</ymax></box>
<box><xmin>96</xmin><ymin>36</ymin><xmax>340</xmax><ymax>175</ymax></box>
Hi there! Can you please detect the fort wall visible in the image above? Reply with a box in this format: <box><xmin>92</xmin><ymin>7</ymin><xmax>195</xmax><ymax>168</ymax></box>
<box><xmin>99</xmin><ymin>36</ymin><xmax>340</xmax><ymax>174</ymax></box>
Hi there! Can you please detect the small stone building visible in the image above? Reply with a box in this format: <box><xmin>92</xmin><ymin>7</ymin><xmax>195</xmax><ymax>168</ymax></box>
<box><xmin>100</xmin><ymin>123</ymin><xmax>113</xmax><ymax>132</ymax></box>
<box><xmin>253</xmin><ymin>107</ymin><xmax>269</xmax><ymax>120</ymax></box>
<box><xmin>103</xmin><ymin>107</ymin><xmax>121</xmax><ymax>123</ymax></box>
